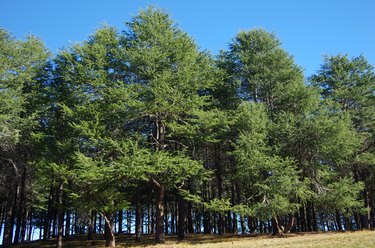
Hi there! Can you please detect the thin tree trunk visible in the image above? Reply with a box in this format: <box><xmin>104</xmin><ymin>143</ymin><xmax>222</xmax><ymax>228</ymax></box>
<box><xmin>20</xmin><ymin>209</ymin><xmax>28</xmax><ymax>242</ymax></box>
<box><xmin>56</xmin><ymin>183</ymin><xmax>64</xmax><ymax>248</ymax></box>
<box><xmin>118</xmin><ymin>210</ymin><xmax>123</xmax><ymax>234</ymax></box>
<box><xmin>27</xmin><ymin>211</ymin><xmax>33</xmax><ymax>241</ymax></box>
<box><xmin>65</xmin><ymin>209</ymin><xmax>70</xmax><ymax>236</ymax></box>
<box><xmin>187</xmin><ymin>203</ymin><xmax>194</xmax><ymax>234</ymax></box>
<box><xmin>87</xmin><ymin>211</ymin><xmax>94</xmax><ymax>240</ymax></box>
<box><xmin>336</xmin><ymin>211</ymin><xmax>343</xmax><ymax>231</ymax></box>
<box><xmin>240</xmin><ymin>215</ymin><xmax>246</xmax><ymax>234</ymax></box>
<box><xmin>126</xmin><ymin>210</ymin><xmax>132</xmax><ymax>234</ymax></box>
<box><xmin>135</xmin><ymin>201</ymin><xmax>142</xmax><ymax>242</ymax></box>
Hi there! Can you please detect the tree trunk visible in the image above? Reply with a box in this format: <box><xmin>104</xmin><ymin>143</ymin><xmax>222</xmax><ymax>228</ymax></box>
<box><xmin>283</xmin><ymin>214</ymin><xmax>295</xmax><ymax>233</ymax></box>
<box><xmin>177</xmin><ymin>193</ymin><xmax>187</xmax><ymax>240</ymax></box>
<box><xmin>240</xmin><ymin>215</ymin><xmax>246</xmax><ymax>234</ymax></box>
<box><xmin>126</xmin><ymin>210</ymin><xmax>132</xmax><ymax>234</ymax></box>
<box><xmin>56</xmin><ymin>183</ymin><xmax>64</xmax><ymax>248</ymax></box>
<box><xmin>104</xmin><ymin>213</ymin><xmax>115</xmax><ymax>247</ymax></box>
<box><xmin>336</xmin><ymin>211</ymin><xmax>343</xmax><ymax>231</ymax></box>
<box><xmin>151</xmin><ymin>179</ymin><xmax>165</xmax><ymax>243</ymax></box>
<box><xmin>27</xmin><ymin>211</ymin><xmax>33</xmax><ymax>241</ymax></box>
<box><xmin>118</xmin><ymin>210</ymin><xmax>123</xmax><ymax>233</ymax></box>
<box><xmin>87</xmin><ymin>211</ymin><xmax>95</xmax><ymax>240</ymax></box>
<box><xmin>187</xmin><ymin>203</ymin><xmax>194</xmax><ymax>234</ymax></box>
<box><xmin>20</xmin><ymin>209</ymin><xmax>28</xmax><ymax>242</ymax></box>
<box><xmin>2</xmin><ymin>187</ymin><xmax>17</xmax><ymax>247</ymax></box>
<box><xmin>135</xmin><ymin>201</ymin><xmax>142</xmax><ymax>242</ymax></box>
<box><xmin>2</xmin><ymin>159</ymin><xmax>20</xmax><ymax>247</ymax></box>
<box><xmin>272</xmin><ymin>217</ymin><xmax>284</xmax><ymax>236</ymax></box>
<box><xmin>65</xmin><ymin>209</ymin><xmax>70</xmax><ymax>236</ymax></box>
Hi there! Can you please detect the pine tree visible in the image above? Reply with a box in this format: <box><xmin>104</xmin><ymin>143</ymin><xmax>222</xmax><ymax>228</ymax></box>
<box><xmin>121</xmin><ymin>7</ymin><xmax>213</xmax><ymax>242</ymax></box>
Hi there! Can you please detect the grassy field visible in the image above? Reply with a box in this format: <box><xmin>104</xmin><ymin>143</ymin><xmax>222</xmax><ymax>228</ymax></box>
<box><xmin>16</xmin><ymin>230</ymin><xmax>375</xmax><ymax>248</ymax></box>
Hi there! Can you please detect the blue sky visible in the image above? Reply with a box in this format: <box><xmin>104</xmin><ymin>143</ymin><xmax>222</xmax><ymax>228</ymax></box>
<box><xmin>1</xmin><ymin>0</ymin><xmax>374</xmax><ymax>77</ymax></box>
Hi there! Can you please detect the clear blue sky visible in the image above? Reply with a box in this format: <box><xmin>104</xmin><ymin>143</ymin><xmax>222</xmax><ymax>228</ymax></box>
<box><xmin>1</xmin><ymin>0</ymin><xmax>374</xmax><ymax>76</ymax></box>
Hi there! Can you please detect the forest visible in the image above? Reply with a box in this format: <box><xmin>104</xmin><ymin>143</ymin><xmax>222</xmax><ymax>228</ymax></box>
<box><xmin>1</xmin><ymin>7</ymin><xmax>374</xmax><ymax>248</ymax></box>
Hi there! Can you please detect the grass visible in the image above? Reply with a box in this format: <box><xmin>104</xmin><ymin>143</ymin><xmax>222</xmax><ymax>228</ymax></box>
<box><xmin>16</xmin><ymin>230</ymin><xmax>375</xmax><ymax>248</ymax></box>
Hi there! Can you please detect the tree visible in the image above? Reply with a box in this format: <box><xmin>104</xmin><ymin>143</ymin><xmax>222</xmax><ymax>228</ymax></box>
<box><xmin>121</xmin><ymin>7</ymin><xmax>213</xmax><ymax>242</ymax></box>
<box><xmin>232</xmin><ymin>102</ymin><xmax>312</xmax><ymax>235</ymax></box>
<box><xmin>0</xmin><ymin>28</ymin><xmax>50</xmax><ymax>247</ymax></box>
<box><xmin>310</xmin><ymin>54</ymin><xmax>375</xmax><ymax>229</ymax></box>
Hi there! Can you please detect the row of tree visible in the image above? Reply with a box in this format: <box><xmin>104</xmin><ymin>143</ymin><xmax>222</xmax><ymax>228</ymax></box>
<box><xmin>1</xmin><ymin>7</ymin><xmax>374</xmax><ymax>248</ymax></box>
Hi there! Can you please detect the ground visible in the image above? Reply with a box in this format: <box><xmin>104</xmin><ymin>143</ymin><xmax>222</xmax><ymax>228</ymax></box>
<box><xmin>16</xmin><ymin>230</ymin><xmax>375</xmax><ymax>248</ymax></box>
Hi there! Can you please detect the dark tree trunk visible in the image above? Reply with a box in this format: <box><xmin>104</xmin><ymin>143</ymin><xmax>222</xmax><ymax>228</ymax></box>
<box><xmin>240</xmin><ymin>215</ymin><xmax>246</xmax><ymax>234</ymax></box>
<box><xmin>135</xmin><ymin>201</ymin><xmax>142</xmax><ymax>242</ymax></box>
<box><xmin>43</xmin><ymin>190</ymin><xmax>53</xmax><ymax>240</ymax></box>
<box><xmin>272</xmin><ymin>217</ymin><xmax>285</xmax><ymax>236</ymax></box>
<box><xmin>248</xmin><ymin>217</ymin><xmax>256</xmax><ymax>233</ymax></box>
<box><xmin>150</xmin><ymin>205</ymin><xmax>155</xmax><ymax>234</ymax></box>
<box><xmin>87</xmin><ymin>211</ymin><xmax>94</xmax><ymax>240</ymax></box>
<box><xmin>306</xmin><ymin>203</ymin><xmax>312</xmax><ymax>232</ymax></box>
<box><xmin>345</xmin><ymin>216</ymin><xmax>351</xmax><ymax>231</ymax></box>
<box><xmin>65</xmin><ymin>209</ymin><xmax>70</xmax><ymax>236</ymax></box>
<box><xmin>171</xmin><ymin>203</ymin><xmax>175</xmax><ymax>235</ymax></box>
<box><xmin>164</xmin><ymin>199</ymin><xmax>169</xmax><ymax>235</ymax></box>
<box><xmin>98</xmin><ymin>214</ymin><xmax>103</xmax><ymax>234</ymax></box>
<box><xmin>2</xmin><ymin>187</ymin><xmax>17</xmax><ymax>247</ymax></box>
<box><xmin>177</xmin><ymin>193</ymin><xmax>187</xmax><ymax>240</ymax></box>
<box><xmin>299</xmin><ymin>205</ymin><xmax>307</xmax><ymax>232</ymax></box>
<box><xmin>15</xmin><ymin>165</ymin><xmax>28</xmax><ymax>245</ymax></box>
<box><xmin>215</xmin><ymin>144</ymin><xmax>224</xmax><ymax>235</ymax></box>
<box><xmin>336</xmin><ymin>211</ymin><xmax>343</xmax><ymax>231</ymax></box>
<box><xmin>126</xmin><ymin>210</ymin><xmax>132</xmax><ymax>234</ymax></box>
<box><xmin>360</xmin><ymin>188</ymin><xmax>371</xmax><ymax>229</ymax></box>
<box><xmin>118</xmin><ymin>210</ymin><xmax>123</xmax><ymax>233</ymax></box>
<box><xmin>151</xmin><ymin>179</ymin><xmax>165</xmax><ymax>243</ymax></box>
<box><xmin>0</xmin><ymin>204</ymin><xmax>4</xmax><ymax>239</ymax></box>
<box><xmin>27</xmin><ymin>211</ymin><xmax>33</xmax><ymax>241</ymax></box>
<box><xmin>231</xmin><ymin>183</ymin><xmax>237</xmax><ymax>234</ymax></box>
<box><xmin>283</xmin><ymin>214</ymin><xmax>295</xmax><ymax>233</ymax></box>
<box><xmin>56</xmin><ymin>183</ymin><xmax>64</xmax><ymax>248</ymax></box>
<box><xmin>20</xmin><ymin>209</ymin><xmax>28</xmax><ymax>242</ymax></box>
<box><xmin>203</xmin><ymin>209</ymin><xmax>211</xmax><ymax>234</ymax></box>
<box><xmin>104</xmin><ymin>213</ymin><xmax>115</xmax><ymax>247</ymax></box>
<box><xmin>187</xmin><ymin>203</ymin><xmax>194</xmax><ymax>234</ymax></box>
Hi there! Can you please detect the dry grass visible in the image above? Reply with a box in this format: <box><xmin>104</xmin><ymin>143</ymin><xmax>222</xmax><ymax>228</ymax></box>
<box><xmin>16</xmin><ymin>230</ymin><xmax>375</xmax><ymax>248</ymax></box>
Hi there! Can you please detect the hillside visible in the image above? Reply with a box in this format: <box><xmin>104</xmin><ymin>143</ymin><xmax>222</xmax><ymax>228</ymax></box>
<box><xmin>15</xmin><ymin>231</ymin><xmax>375</xmax><ymax>248</ymax></box>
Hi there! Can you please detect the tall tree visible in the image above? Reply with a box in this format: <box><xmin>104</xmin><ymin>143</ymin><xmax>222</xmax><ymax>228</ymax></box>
<box><xmin>121</xmin><ymin>7</ymin><xmax>213</xmax><ymax>243</ymax></box>
<box><xmin>310</xmin><ymin>55</ymin><xmax>375</xmax><ymax>229</ymax></box>
<box><xmin>0</xmin><ymin>28</ymin><xmax>50</xmax><ymax>247</ymax></box>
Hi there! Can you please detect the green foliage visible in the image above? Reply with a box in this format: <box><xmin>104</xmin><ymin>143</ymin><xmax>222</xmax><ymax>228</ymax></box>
<box><xmin>0</xmin><ymin>28</ymin><xmax>50</xmax><ymax>149</ymax></box>
<box><xmin>231</xmin><ymin>102</ymin><xmax>313</xmax><ymax>220</ymax></box>
<box><xmin>316</xmin><ymin>178</ymin><xmax>365</xmax><ymax>217</ymax></box>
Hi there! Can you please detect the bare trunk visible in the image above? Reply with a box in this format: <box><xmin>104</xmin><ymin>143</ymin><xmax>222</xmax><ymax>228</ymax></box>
<box><xmin>2</xmin><ymin>160</ymin><xmax>19</xmax><ymax>247</ymax></box>
<box><xmin>104</xmin><ymin>213</ymin><xmax>115</xmax><ymax>247</ymax></box>
<box><xmin>65</xmin><ymin>209</ymin><xmax>70</xmax><ymax>236</ymax></box>
<box><xmin>87</xmin><ymin>211</ymin><xmax>94</xmax><ymax>240</ymax></box>
<box><xmin>272</xmin><ymin>217</ymin><xmax>284</xmax><ymax>236</ymax></box>
<box><xmin>56</xmin><ymin>183</ymin><xmax>64</xmax><ymax>248</ymax></box>
<box><xmin>153</xmin><ymin>180</ymin><xmax>165</xmax><ymax>243</ymax></box>
<box><xmin>118</xmin><ymin>210</ymin><xmax>123</xmax><ymax>233</ymax></box>
<box><xmin>135</xmin><ymin>201</ymin><xmax>142</xmax><ymax>242</ymax></box>
<box><xmin>2</xmin><ymin>188</ymin><xmax>16</xmax><ymax>247</ymax></box>
<box><xmin>283</xmin><ymin>214</ymin><xmax>295</xmax><ymax>233</ymax></box>
<box><xmin>177</xmin><ymin>193</ymin><xmax>187</xmax><ymax>240</ymax></box>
